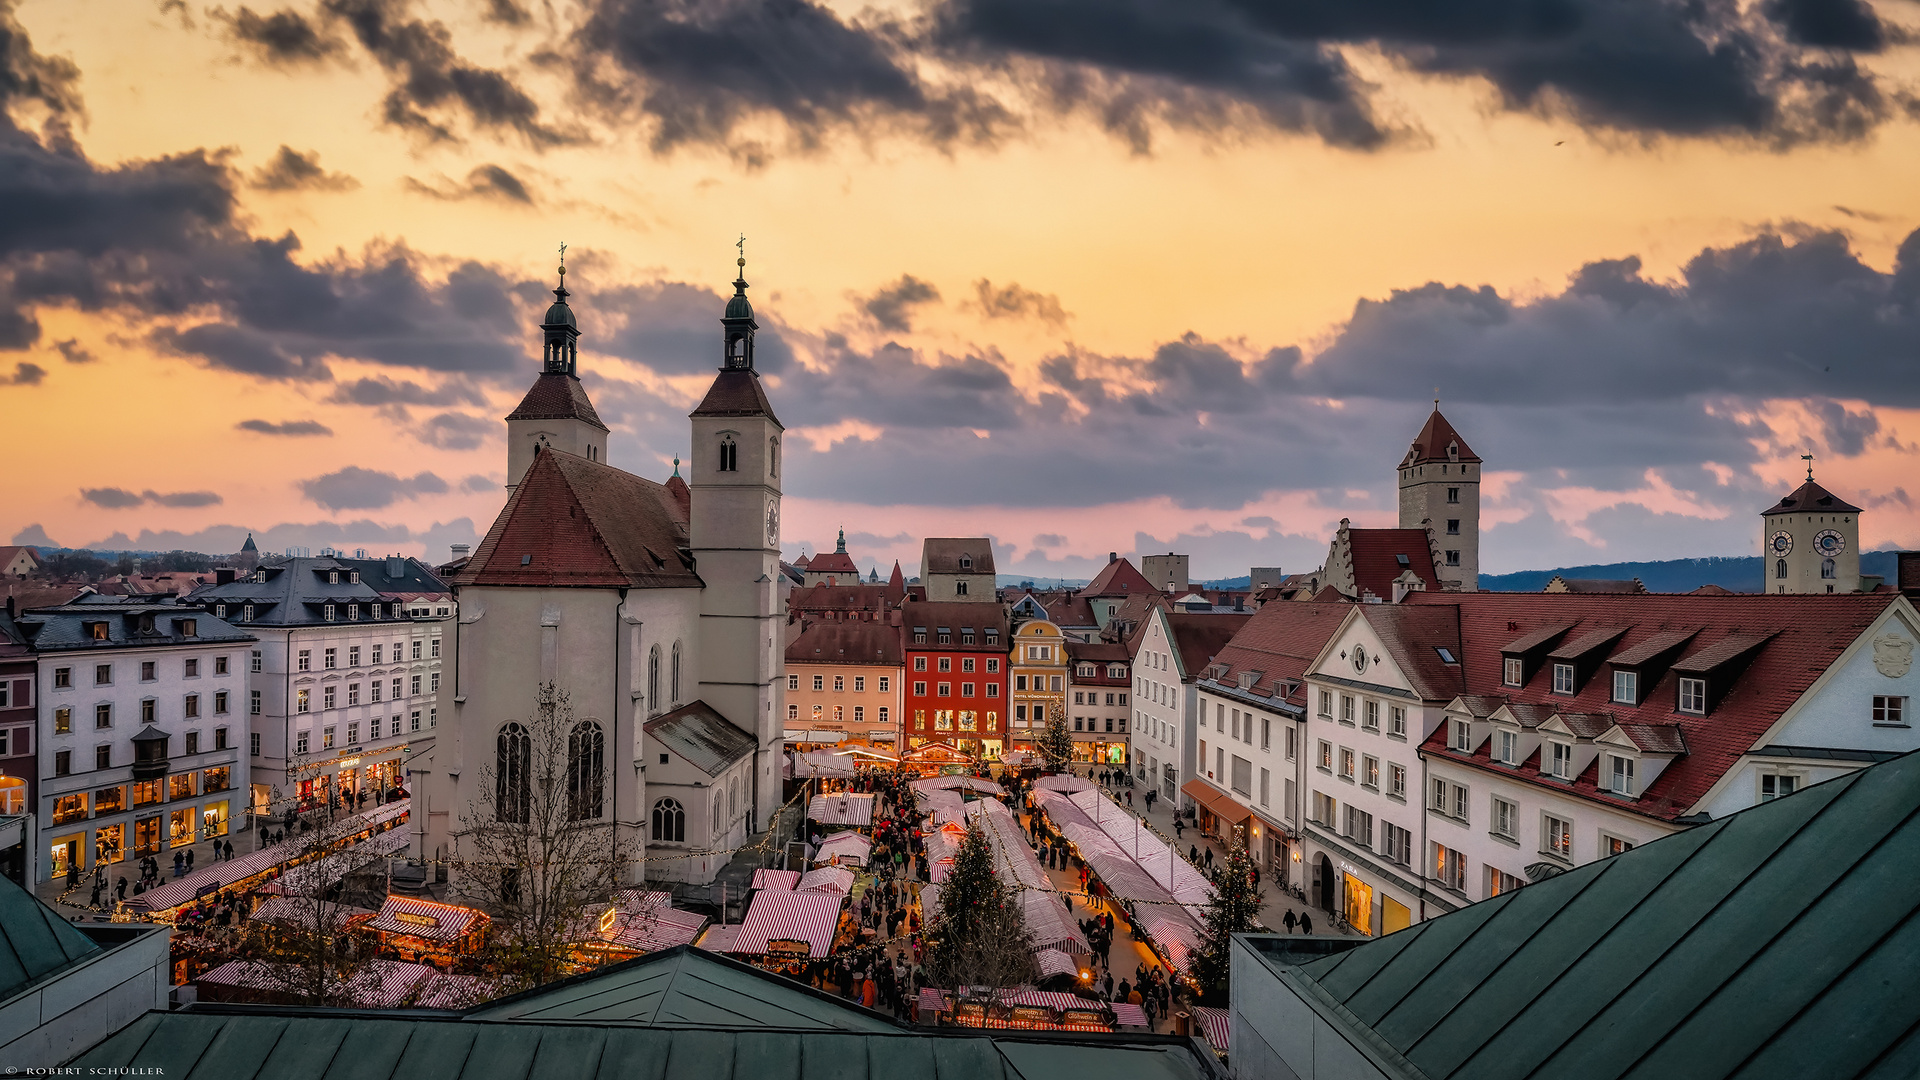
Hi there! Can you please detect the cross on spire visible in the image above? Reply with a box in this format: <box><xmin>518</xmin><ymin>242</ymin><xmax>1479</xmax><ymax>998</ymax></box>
<box><xmin>1802</xmin><ymin>453</ymin><xmax>1815</xmax><ymax>481</ymax></box>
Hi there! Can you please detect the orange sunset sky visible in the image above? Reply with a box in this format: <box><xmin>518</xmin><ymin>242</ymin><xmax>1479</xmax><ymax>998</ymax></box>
<box><xmin>4</xmin><ymin>0</ymin><xmax>1920</xmax><ymax>581</ymax></box>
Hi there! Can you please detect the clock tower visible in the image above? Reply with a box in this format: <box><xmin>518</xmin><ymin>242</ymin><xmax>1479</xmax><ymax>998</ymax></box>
<box><xmin>689</xmin><ymin>251</ymin><xmax>786</xmax><ymax>822</ymax></box>
<box><xmin>1762</xmin><ymin>459</ymin><xmax>1863</xmax><ymax>594</ymax></box>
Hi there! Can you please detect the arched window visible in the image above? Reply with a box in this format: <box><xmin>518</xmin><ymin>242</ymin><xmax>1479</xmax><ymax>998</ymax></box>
<box><xmin>714</xmin><ymin>792</ymin><xmax>725</xmax><ymax>837</ymax></box>
<box><xmin>729</xmin><ymin>777</ymin><xmax>738</xmax><ymax>818</ymax></box>
<box><xmin>719</xmin><ymin>437</ymin><xmax>737</xmax><ymax>472</ymax></box>
<box><xmin>671</xmin><ymin>641</ymin><xmax>683</xmax><ymax>705</ymax></box>
<box><xmin>1822</xmin><ymin>558</ymin><xmax>1836</xmax><ymax>579</ymax></box>
<box><xmin>496</xmin><ymin>723</ymin><xmax>530</xmax><ymax>824</ymax></box>
<box><xmin>1776</xmin><ymin>559</ymin><xmax>1788</xmax><ymax>579</ymax></box>
<box><xmin>567</xmin><ymin>720</ymin><xmax>605</xmax><ymax>821</ymax></box>
<box><xmin>648</xmin><ymin>646</ymin><xmax>661</xmax><ymax>716</ymax></box>
<box><xmin>651</xmin><ymin>798</ymin><xmax>684</xmax><ymax>843</ymax></box>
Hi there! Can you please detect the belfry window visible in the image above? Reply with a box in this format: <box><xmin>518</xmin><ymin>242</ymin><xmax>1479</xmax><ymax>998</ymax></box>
<box><xmin>1822</xmin><ymin>558</ymin><xmax>1836</xmax><ymax>579</ymax></box>
<box><xmin>1777</xmin><ymin>559</ymin><xmax>1788</xmax><ymax>579</ymax></box>
<box><xmin>719</xmin><ymin>437</ymin><xmax>738</xmax><ymax>472</ymax></box>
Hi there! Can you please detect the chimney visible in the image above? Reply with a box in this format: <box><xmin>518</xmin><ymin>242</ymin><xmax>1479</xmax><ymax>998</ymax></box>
<box><xmin>1109</xmin><ymin>552</ymin><xmax>1117</xmax><ymax>564</ymax></box>
<box><xmin>450</xmin><ymin>544</ymin><xmax>471</xmax><ymax>563</ymax></box>
<box><xmin>214</xmin><ymin>567</ymin><xmax>237</xmax><ymax>585</ymax></box>
<box><xmin>387</xmin><ymin>555</ymin><xmax>406</xmax><ymax>579</ymax></box>
<box><xmin>1899</xmin><ymin>551</ymin><xmax>1920</xmax><ymax>596</ymax></box>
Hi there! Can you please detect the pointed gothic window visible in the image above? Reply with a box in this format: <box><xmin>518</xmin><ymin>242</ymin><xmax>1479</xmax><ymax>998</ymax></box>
<box><xmin>769</xmin><ymin>437</ymin><xmax>778</xmax><ymax>476</ymax></box>
<box><xmin>651</xmin><ymin>797</ymin><xmax>685</xmax><ymax>843</ymax></box>
<box><xmin>567</xmin><ymin>720</ymin><xmax>605</xmax><ymax>820</ymax></box>
<box><xmin>719</xmin><ymin>437</ymin><xmax>738</xmax><ymax>472</ymax></box>
<box><xmin>1777</xmin><ymin>558</ymin><xmax>1788</xmax><ymax>579</ymax></box>
<box><xmin>648</xmin><ymin>646</ymin><xmax>661</xmax><ymax>716</ymax></box>
<box><xmin>671</xmin><ymin>641</ymin><xmax>683</xmax><ymax>705</ymax></box>
<box><xmin>496</xmin><ymin>723</ymin><xmax>530</xmax><ymax>824</ymax></box>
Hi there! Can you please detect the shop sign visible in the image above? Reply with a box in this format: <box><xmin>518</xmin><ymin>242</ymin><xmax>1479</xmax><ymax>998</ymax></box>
<box><xmin>1061</xmin><ymin>1008</ymin><xmax>1108</xmax><ymax>1027</ymax></box>
<box><xmin>396</xmin><ymin>911</ymin><xmax>440</xmax><ymax>928</ymax></box>
<box><xmin>1339</xmin><ymin>861</ymin><xmax>1360</xmax><ymax>877</ymax></box>
<box><xmin>765</xmin><ymin>939</ymin><xmax>811</xmax><ymax>958</ymax></box>
<box><xmin>1011</xmin><ymin>1005</ymin><xmax>1055</xmax><ymax>1024</ymax></box>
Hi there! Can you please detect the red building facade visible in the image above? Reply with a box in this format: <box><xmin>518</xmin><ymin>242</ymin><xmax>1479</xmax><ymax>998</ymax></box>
<box><xmin>900</xmin><ymin>601</ymin><xmax>1010</xmax><ymax>759</ymax></box>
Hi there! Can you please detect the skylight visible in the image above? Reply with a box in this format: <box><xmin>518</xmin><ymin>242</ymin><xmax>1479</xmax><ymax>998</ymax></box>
<box><xmin>1436</xmin><ymin>647</ymin><xmax>1458</xmax><ymax>664</ymax></box>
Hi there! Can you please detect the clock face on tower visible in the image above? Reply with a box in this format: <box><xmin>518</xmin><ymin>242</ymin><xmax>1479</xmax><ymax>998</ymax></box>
<box><xmin>766</xmin><ymin>503</ymin><xmax>779</xmax><ymax>546</ymax></box>
<box><xmin>1815</xmin><ymin>529</ymin><xmax>1846</xmax><ymax>557</ymax></box>
<box><xmin>1770</xmin><ymin>530</ymin><xmax>1794</xmax><ymax>556</ymax></box>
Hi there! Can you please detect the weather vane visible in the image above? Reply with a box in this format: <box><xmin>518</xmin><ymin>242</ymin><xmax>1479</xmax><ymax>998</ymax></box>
<box><xmin>1802</xmin><ymin>453</ymin><xmax>1814</xmax><ymax>481</ymax></box>
<box><xmin>557</xmin><ymin>241</ymin><xmax>567</xmax><ymax>281</ymax></box>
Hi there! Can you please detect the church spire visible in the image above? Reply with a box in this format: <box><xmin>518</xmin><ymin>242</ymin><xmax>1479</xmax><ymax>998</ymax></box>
<box><xmin>542</xmin><ymin>243</ymin><xmax>579</xmax><ymax>375</ymax></box>
<box><xmin>721</xmin><ymin>235</ymin><xmax>757</xmax><ymax>372</ymax></box>
<box><xmin>836</xmin><ymin>527</ymin><xmax>846</xmax><ymax>553</ymax></box>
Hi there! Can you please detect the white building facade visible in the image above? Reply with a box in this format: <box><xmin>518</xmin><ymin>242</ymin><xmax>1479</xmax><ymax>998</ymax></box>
<box><xmin>23</xmin><ymin>600</ymin><xmax>252</xmax><ymax>882</ymax></box>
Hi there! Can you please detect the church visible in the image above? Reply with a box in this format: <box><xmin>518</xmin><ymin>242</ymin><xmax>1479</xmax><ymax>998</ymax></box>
<box><xmin>417</xmin><ymin>253</ymin><xmax>785</xmax><ymax>887</ymax></box>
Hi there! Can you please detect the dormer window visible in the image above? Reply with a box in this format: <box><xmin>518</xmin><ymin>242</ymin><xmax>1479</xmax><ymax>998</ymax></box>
<box><xmin>1612</xmin><ymin>670</ymin><xmax>1639</xmax><ymax>705</ymax></box>
<box><xmin>1678</xmin><ymin>677</ymin><xmax>1707</xmax><ymax>715</ymax></box>
<box><xmin>985</xmin><ymin>629</ymin><xmax>998</xmax><ymax>645</ymax></box>
<box><xmin>1447</xmin><ymin>442</ymin><xmax>1459</xmax><ymax>462</ymax></box>
<box><xmin>1549</xmin><ymin>741</ymin><xmax>1572</xmax><ymax>779</ymax></box>
<box><xmin>179</xmin><ymin>619</ymin><xmax>197</xmax><ymax>638</ymax></box>
<box><xmin>329</xmin><ymin>571</ymin><xmax>339</xmax><ymax>584</ymax></box>
<box><xmin>958</xmin><ymin>556</ymin><xmax>972</xmax><ymax>569</ymax></box>
<box><xmin>913</xmin><ymin>627</ymin><xmax>927</xmax><ymax>644</ymax></box>
<box><xmin>1449</xmin><ymin>718</ymin><xmax>1472</xmax><ymax>752</ymax></box>
<box><xmin>1551</xmin><ymin>662</ymin><xmax>1575</xmax><ymax>695</ymax></box>
<box><xmin>323</xmin><ymin>604</ymin><xmax>336</xmax><ymax>622</ymax></box>
<box><xmin>1496</xmin><ymin>729</ymin><xmax>1518</xmax><ymax>765</ymax></box>
<box><xmin>1503</xmin><ymin>657</ymin><xmax>1522</xmax><ymax>686</ymax></box>
<box><xmin>1608</xmin><ymin>754</ymin><xmax>1636</xmax><ymax>797</ymax></box>
<box><xmin>937</xmin><ymin>627</ymin><xmax>952</xmax><ymax>645</ymax></box>
<box><xmin>242</xmin><ymin>605</ymin><xmax>254</xmax><ymax>622</ymax></box>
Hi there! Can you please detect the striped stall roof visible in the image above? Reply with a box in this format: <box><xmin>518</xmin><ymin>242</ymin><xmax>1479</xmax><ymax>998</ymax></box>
<box><xmin>365</xmin><ymin>896</ymin><xmax>488</xmax><ymax>943</ymax></box>
<box><xmin>1191</xmin><ymin>1006</ymin><xmax>1229</xmax><ymax>1050</ymax></box>
<box><xmin>808</xmin><ymin>792</ymin><xmax>876</xmax><ymax>826</ymax></box>
<box><xmin>796</xmin><ymin>866</ymin><xmax>856</xmax><ymax>895</ymax></box>
<box><xmin>751</xmin><ymin>868</ymin><xmax>800</xmax><ymax>891</ymax></box>
<box><xmin>732</xmin><ymin>889</ymin><xmax>845</xmax><ymax>956</ymax></box>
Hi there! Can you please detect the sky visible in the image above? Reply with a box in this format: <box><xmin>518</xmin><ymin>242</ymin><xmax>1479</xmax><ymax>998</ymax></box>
<box><xmin>4</xmin><ymin>0</ymin><xmax>1920</xmax><ymax>582</ymax></box>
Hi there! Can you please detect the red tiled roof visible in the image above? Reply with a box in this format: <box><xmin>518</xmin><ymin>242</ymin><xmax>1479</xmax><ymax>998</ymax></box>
<box><xmin>805</xmin><ymin>551</ymin><xmax>859</xmax><ymax>576</ymax></box>
<box><xmin>785</xmin><ymin>621</ymin><xmax>902</xmax><ymax>666</ymax></box>
<box><xmin>1163</xmin><ymin>611</ymin><xmax>1252</xmax><ymax>679</ymax></box>
<box><xmin>1355</xmin><ymin>604</ymin><xmax>1465</xmax><ymax>701</ymax></box>
<box><xmin>1206</xmin><ymin>601</ymin><xmax>1349</xmax><ymax>705</ymax></box>
<box><xmin>1400</xmin><ymin>407</ymin><xmax>1480</xmax><ymax>466</ymax></box>
<box><xmin>1409</xmin><ymin>590</ymin><xmax>1904</xmax><ymax>819</ymax></box>
<box><xmin>1613</xmin><ymin>722</ymin><xmax>1688</xmax><ymax>754</ymax></box>
<box><xmin>1762</xmin><ymin>477</ymin><xmax>1862</xmax><ymax>516</ymax></box>
<box><xmin>1044</xmin><ymin>594</ymin><xmax>1097</xmax><ymax>627</ymax></box>
<box><xmin>899</xmin><ymin>600</ymin><xmax>1010</xmax><ymax>650</ymax></box>
<box><xmin>789</xmin><ymin>582</ymin><xmax>901</xmax><ymax>614</ymax></box>
<box><xmin>1547</xmin><ymin>576</ymin><xmax>1647</xmax><ymax>594</ymax></box>
<box><xmin>920</xmin><ymin>538</ymin><xmax>995</xmax><ymax>576</ymax></box>
<box><xmin>690</xmin><ymin>369</ymin><xmax>780</xmax><ymax>423</ymax></box>
<box><xmin>664</xmin><ymin>474</ymin><xmax>690</xmax><ymax>524</ymax></box>
<box><xmin>459</xmin><ymin>447</ymin><xmax>700</xmax><ymax>589</ymax></box>
<box><xmin>1344</xmin><ymin>528</ymin><xmax>1439</xmax><ymax>599</ymax></box>
<box><xmin>1065</xmin><ymin>640</ymin><xmax>1130</xmax><ymax>663</ymax></box>
<box><xmin>505</xmin><ymin>372</ymin><xmax>608</xmax><ymax>431</ymax></box>
<box><xmin>1080</xmin><ymin>557</ymin><xmax>1156</xmax><ymax>598</ymax></box>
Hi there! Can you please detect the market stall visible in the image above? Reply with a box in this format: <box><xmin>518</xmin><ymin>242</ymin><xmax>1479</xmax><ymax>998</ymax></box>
<box><xmin>815</xmin><ymin>831</ymin><xmax>872</xmax><ymax>867</ymax></box>
<box><xmin>359</xmin><ymin>895</ymin><xmax>490</xmax><ymax>965</ymax></box>
<box><xmin>730</xmin><ymin>889</ymin><xmax>847</xmax><ymax>959</ymax></box>
<box><xmin>750</xmin><ymin>868</ymin><xmax>801</xmax><ymax>892</ymax></box>
<box><xmin>1192</xmin><ymin>1005</ymin><xmax>1231</xmax><ymax>1054</ymax></box>
<box><xmin>582</xmin><ymin>889</ymin><xmax>710</xmax><ymax>962</ymax></box>
<box><xmin>796</xmin><ymin>866</ymin><xmax>856</xmax><ymax>895</ymax></box>
<box><xmin>807</xmin><ymin>791</ymin><xmax>876</xmax><ymax>828</ymax></box>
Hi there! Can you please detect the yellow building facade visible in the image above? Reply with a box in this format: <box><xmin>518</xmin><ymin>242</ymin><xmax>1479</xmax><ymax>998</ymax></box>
<box><xmin>1008</xmin><ymin>618</ymin><xmax>1069</xmax><ymax>751</ymax></box>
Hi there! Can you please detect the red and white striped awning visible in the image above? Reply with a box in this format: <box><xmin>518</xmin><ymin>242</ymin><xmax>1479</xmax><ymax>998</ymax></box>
<box><xmin>1035</xmin><ymin>948</ymin><xmax>1080</xmax><ymax>980</ymax></box>
<box><xmin>751</xmin><ymin>868</ymin><xmax>801</xmax><ymax>891</ymax></box>
<box><xmin>731</xmin><ymin>889</ymin><xmax>845</xmax><ymax>956</ymax></box>
<box><xmin>365</xmin><ymin>896</ymin><xmax>487</xmax><ymax>943</ymax></box>
<box><xmin>1112</xmin><ymin>1002</ymin><xmax>1151</xmax><ymax>1028</ymax></box>
<box><xmin>816</xmin><ymin>831</ymin><xmax>872</xmax><ymax>865</ymax></box>
<box><xmin>808</xmin><ymin>792</ymin><xmax>875</xmax><ymax>826</ymax></box>
<box><xmin>1193</xmin><ymin>1005</ymin><xmax>1230</xmax><ymax>1050</ymax></box>
<box><xmin>796</xmin><ymin>866</ymin><xmax>855</xmax><ymax>895</ymax></box>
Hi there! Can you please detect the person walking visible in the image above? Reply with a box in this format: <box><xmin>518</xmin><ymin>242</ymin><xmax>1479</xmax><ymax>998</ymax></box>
<box><xmin>173</xmin><ymin>851</ymin><xmax>185</xmax><ymax>877</ymax></box>
<box><xmin>1300</xmin><ymin>912</ymin><xmax>1314</xmax><ymax>935</ymax></box>
<box><xmin>1174</xmin><ymin>818</ymin><xmax>1183</xmax><ymax>840</ymax></box>
<box><xmin>116</xmin><ymin>876</ymin><xmax>127</xmax><ymax>902</ymax></box>
<box><xmin>1125</xmin><ymin>790</ymin><xmax>1134</xmax><ymax>808</ymax></box>
<box><xmin>1203</xmin><ymin>846</ymin><xmax>1213</xmax><ymax>869</ymax></box>
<box><xmin>1284</xmin><ymin>909</ymin><xmax>1298</xmax><ymax>933</ymax></box>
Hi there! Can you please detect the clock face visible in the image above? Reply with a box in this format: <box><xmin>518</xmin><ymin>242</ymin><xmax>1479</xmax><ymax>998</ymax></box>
<box><xmin>1351</xmin><ymin>645</ymin><xmax>1368</xmax><ymax>675</ymax></box>
<box><xmin>1770</xmin><ymin>530</ymin><xmax>1793</xmax><ymax>556</ymax></box>
<box><xmin>1815</xmin><ymin>529</ymin><xmax>1846</xmax><ymax>557</ymax></box>
<box><xmin>765</xmin><ymin>504</ymin><xmax>779</xmax><ymax>545</ymax></box>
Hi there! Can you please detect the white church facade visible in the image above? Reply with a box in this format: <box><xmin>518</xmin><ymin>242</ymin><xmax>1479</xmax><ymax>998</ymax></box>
<box><xmin>415</xmin><ymin>254</ymin><xmax>784</xmax><ymax>887</ymax></box>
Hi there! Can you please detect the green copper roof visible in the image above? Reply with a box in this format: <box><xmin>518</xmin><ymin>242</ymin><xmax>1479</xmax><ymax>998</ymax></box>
<box><xmin>0</xmin><ymin>865</ymin><xmax>103</xmax><ymax>1000</ymax></box>
<box><xmin>1249</xmin><ymin>748</ymin><xmax>1920</xmax><ymax>1080</ymax></box>
<box><xmin>468</xmin><ymin>946</ymin><xmax>899</xmax><ymax>1030</ymax></box>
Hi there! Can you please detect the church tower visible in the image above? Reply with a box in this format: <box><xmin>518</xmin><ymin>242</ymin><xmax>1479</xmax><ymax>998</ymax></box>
<box><xmin>1763</xmin><ymin>458</ymin><xmax>1863</xmax><ymax>593</ymax></box>
<box><xmin>689</xmin><ymin>249</ymin><xmax>786</xmax><ymax>824</ymax></box>
<box><xmin>505</xmin><ymin>257</ymin><xmax>608</xmax><ymax>491</ymax></box>
<box><xmin>1398</xmin><ymin>406</ymin><xmax>1481</xmax><ymax>591</ymax></box>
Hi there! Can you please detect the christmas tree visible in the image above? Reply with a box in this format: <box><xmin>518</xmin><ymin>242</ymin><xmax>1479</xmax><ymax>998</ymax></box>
<box><xmin>1038</xmin><ymin>701</ymin><xmax>1074</xmax><ymax>772</ymax></box>
<box><xmin>1190</xmin><ymin>837</ymin><xmax>1263</xmax><ymax>1004</ymax></box>
<box><xmin>927</xmin><ymin>820</ymin><xmax>1037</xmax><ymax>988</ymax></box>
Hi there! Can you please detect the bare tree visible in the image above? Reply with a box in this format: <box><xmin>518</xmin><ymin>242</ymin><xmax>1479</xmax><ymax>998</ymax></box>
<box><xmin>454</xmin><ymin>683</ymin><xmax>640</xmax><ymax>991</ymax></box>
<box><xmin>229</xmin><ymin>758</ymin><xmax>385</xmax><ymax>1006</ymax></box>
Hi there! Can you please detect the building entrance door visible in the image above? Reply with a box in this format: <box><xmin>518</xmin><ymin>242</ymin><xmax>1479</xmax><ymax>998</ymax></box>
<box><xmin>1316</xmin><ymin>853</ymin><xmax>1335</xmax><ymax>911</ymax></box>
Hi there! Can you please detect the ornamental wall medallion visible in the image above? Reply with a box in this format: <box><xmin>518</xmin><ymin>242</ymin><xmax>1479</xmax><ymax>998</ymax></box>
<box><xmin>1872</xmin><ymin>633</ymin><xmax>1914</xmax><ymax>678</ymax></box>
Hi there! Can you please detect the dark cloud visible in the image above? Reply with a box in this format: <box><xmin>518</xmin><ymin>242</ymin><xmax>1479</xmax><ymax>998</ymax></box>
<box><xmin>237</xmin><ymin>418</ymin><xmax>333</xmax><ymax>436</ymax></box>
<box><xmin>572</xmin><ymin>0</ymin><xmax>1012</xmax><ymax>153</ymax></box>
<box><xmin>416</xmin><ymin>411</ymin><xmax>494</xmax><ymax>450</ymax></box>
<box><xmin>0</xmin><ymin>0</ymin><xmax>82</xmax><ymax>121</ymax></box>
<box><xmin>322</xmin><ymin>0</ymin><xmax>579</xmax><ymax>146</ymax></box>
<box><xmin>966</xmin><ymin>279</ymin><xmax>1069</xmax><ymax>328</ymax></box>
<box><xmin>217</xmin><ymin>5</ymin><xmax>342</xmax><ymax>64</ymax></box>
<box><xmin>10</xmin><ymin>523</ymin><xmax>56</xmax><ymax>547</ymax></box>
<box><xmin>480</xmin><ymin>0</ymin><xmax>530</xmax><ymax>26</ymax></box>
<box><xmin>298</xmin><ymin>466</ymin><xmax>448</xmax><ymax>511</ymax></box>
<box><xmin>327</xmin><ymin>375</ymin><xmax>485</xmax><ymax>406</ymax></box>
<box><xmin>79</xmin><ymin>487</ymin><xmax>222</xmax><ymax>509</ymax></box>
<box><xmin>2</xmin><ymin>360</ymin><xmax>43</xmax><ymax>384</ymax></box>
<box><xmin>405</xmin><ymin>164</ymin><xmax>534</xmax><ymax>203</ymax></box>
<box><xmin>51</xmin><ymin>338</ymin><xmax>92</xmax><ymax>363</ymax></box>
<box><xmin>560</xmin><ymin>0</ymin><xmax>1900</xmax><ymax>155</ymax></box>
<box><xmin>250</xmin><ymin>145</ymin><xmax>359</xmax><ymax>191</ymax></box>
<box><xmin>587</xmin><ymin>276</ymin><xmax>794</xmax><ymax>375</ymax></box>
<box><xmin>460</xmin><ymin>474</ymin><xmax>496</xmax><ymax>493</ymax></box>
<box><xmin>79</xmin><ymin>517</ymin><xmax>478</xmax><ymax>558</ymax></box>
<box><xmin>1032</xmin><ymin>533</ymin><xmax>1065</xmax><ymax>548</ymax></box>
<box><xmin>1761</xmin><ymin>0</ymin><xmax>1889</xmax><ymax>51</ymax></box>
<box><xmin>860</xmin><ymin>274</ymin><xmax>940</xmax><ymax>333</ymax></box>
